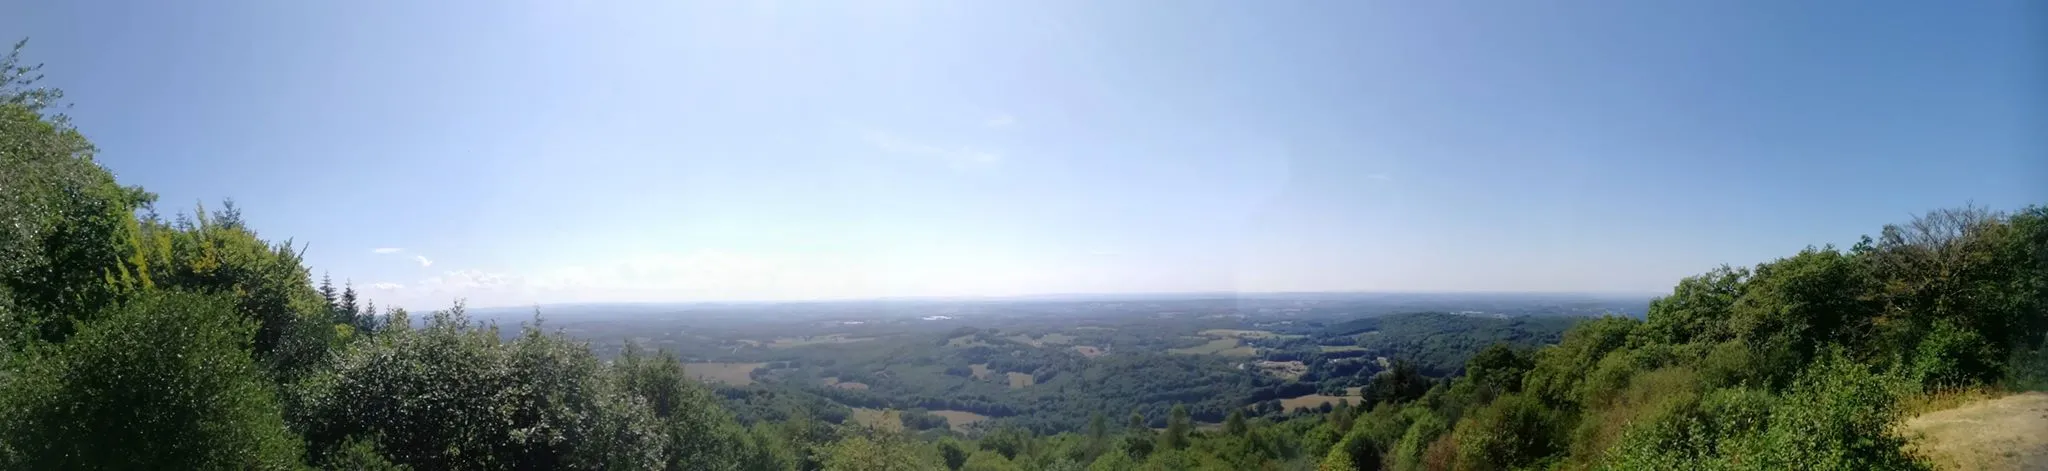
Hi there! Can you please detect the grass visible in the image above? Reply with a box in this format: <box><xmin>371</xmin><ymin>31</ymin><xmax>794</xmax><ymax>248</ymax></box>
<box><xmin>930</xmin><ymin>410</ymin><xmax>992</xmax><ymax>433</ymax></box>
<box><xmin>767</xmin><ymin>333</ymin><xmax>873</xmax><ymax>348</ymax></box>
<box><xmin>1903</xmin><ymin>392</ymin><xmax>2048</xmax><ymax>470</ymax></box>
<box><xmin>1318</xmin><ymin>345</ymin><xmax>1366</xmax><ymax>353</ymax></box>
<box><xmin>1007</xmin><ymin>333</ymin><xmax>1079</xmax><ymax>347</ymax></box>
<box><xmin>970</xmin><ymin>363</ymin><xmax>993</xmax><ymax>380</ymax></box>
<box><xmin>1199</xmin><ymin>329</ymin><xmax>1305</xmax><ymax>340</ymax></box>
<box><xmin>1007</xmin><ymin>372</ymin><xmax>1036</xmax><ymax>389</ymax></box>
<box><xmin>1071</xmin><ymin>345</ymin><xmax>1106</xmax><ymax>358</ymax></box>
<box><xmin>849</xmin><ymin>408</ymin><xmax>904</xmax><ymax>433</ymax></box>
<box><xmin>1278</xmin><ymin>393</ymin><xmax>1356</xmax><ymax>412</ymax></box>
<box><xmin>1169</xmin><ymin>338</ymin><xmax>1243</xmax><ymax>355</ymax></box>
<box><xmin>684</xmin><ymin>362</ymin><xmax>764</xmax><ymax>386</ymax></box>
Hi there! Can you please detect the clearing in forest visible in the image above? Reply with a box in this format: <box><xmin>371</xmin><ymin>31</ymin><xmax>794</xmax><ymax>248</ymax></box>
<box><xmin>1199</xmin><ymin>329</ymin><xmax>1304</xmax><ymax>340</ymax></box>
<box><xmin>684</xmin><ymin>362</ymin><xmax>764</xmax><ymax>385</ymax></box>
<box><xmin>1904</xmin><ymin>392</ymin><xmax>2048</xmax><ymax>471</ymax></box>
<box><xmin>1006</xmin><ymin>372</ymin><xmax>1035</xmax><ymax>389</ymax></box>
<box><xmin>970</xmin><ymin>363</ymin><xmax>993</xmax><ymax>380</ymax></box>
<box><xmin>768</xmin><ymin>333</ymin><xmax>873</xmax><ymax>348</ymax></box>
<box><xmin>1071</xmin><ymin>345</ymin><xmax>1106</xmax><ymax>357</ymax></box>
<box><xmin>930</xmin><ymin>410</ymin><xmax>991</xmax><ymax>433</ymax></box>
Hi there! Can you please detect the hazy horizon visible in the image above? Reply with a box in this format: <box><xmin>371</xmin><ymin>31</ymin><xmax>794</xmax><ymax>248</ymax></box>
<box><xmin>7</xmin><ymin>1</ymin><xmax>2042</xmax><ymax>309</ymax></box>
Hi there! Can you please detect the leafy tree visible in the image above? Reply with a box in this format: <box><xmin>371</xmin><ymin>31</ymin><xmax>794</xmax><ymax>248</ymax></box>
<box><xmin>0</xmin><ymin>292</ymin><xmax>304</xmax><ymax>469</ymax></box>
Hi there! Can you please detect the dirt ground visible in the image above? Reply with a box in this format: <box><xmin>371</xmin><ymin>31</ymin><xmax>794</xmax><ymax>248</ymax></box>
<box><xmin>1903</xmin><ymin>392</ymin><xmax>2048</xmax><ymax>471</ymax></box>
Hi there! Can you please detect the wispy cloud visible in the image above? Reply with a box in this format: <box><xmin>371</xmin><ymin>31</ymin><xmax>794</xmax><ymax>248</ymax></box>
<box><xmin>371</xmin><ymin>247</ymin><xmax>404</xmax><ymax>254</ymax></box>
<box><xmin>419</xmin><ymin>270</ymin><xmax>514</xmax><ymax>290</ymax></box>
<box><xmin>984</xmin><ymin>114</ymin><xmax>1015</xmax><ymax>128</ymax></box>
<box><xmin>369</xmin><ymin>282</ymin><xmax>404</xmax><ymax>290</ymax></box>
<box><xmin>862</xmin><ymin>131</ymin><xmax>1002</xmax><ymax>169</ymax></box>
<box><xmin>414</xmin><ymin>255</ymin><xmax>434</xmax><ymax>268</ymax></box>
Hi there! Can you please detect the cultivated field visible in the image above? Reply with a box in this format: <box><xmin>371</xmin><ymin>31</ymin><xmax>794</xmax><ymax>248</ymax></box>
<box><xmin>1007</xmin><ymin>372</ymin><xmax>1036</xmax><ymax>389</ymax></box>
<box><xmin>1199</xmin><ymin>329</ymin><xmax>1303</xmax><ymax>340</ymax></box>
<box><xmin>684</xmin><ymin>362</ymin><xmax>764</xmax><ymax>385</ymax></box>
<box><xmin>1169</xmin><ymin>338</ymin><xmax>1259</xmax><ymax>357</ymax></box>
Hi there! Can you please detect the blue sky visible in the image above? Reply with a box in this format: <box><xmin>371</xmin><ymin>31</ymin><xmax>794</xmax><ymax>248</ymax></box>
<box><xmin>7</xmin><ymin>1</ymin><xmax>2044</xmax><ymax>309</ymax></box>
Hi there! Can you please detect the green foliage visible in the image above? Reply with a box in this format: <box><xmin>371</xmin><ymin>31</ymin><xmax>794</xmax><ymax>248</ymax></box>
<box><xmin>0</xmin><ymin>292</ymin><xmax>304</xmax><ymax>469</ymax></box>
<box><xmin>821</xmin><ymin>432</ymin><xmax>945</xmax><ymax>471</ymax></box>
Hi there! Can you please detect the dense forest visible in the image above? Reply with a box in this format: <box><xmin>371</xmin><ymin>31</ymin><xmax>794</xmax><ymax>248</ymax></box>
<box><xmin>3</xmin><ymin>44</ymin><xmax>2046</xmax><ymax>470</ymax></box>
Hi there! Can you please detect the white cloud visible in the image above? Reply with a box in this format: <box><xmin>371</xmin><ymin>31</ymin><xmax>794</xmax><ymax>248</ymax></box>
<box><xmin>984</xmin><ymin>114</ymin><xmax>1015</xmax><ymax>128</ymax></box>
<box><xmin>420</xmin><ymin>270</ymin><xmax>514</xmax><ymax>290</ymax></box>
<box><xmin>414</xmin><ymin>255</ymin><xmax>434</xmax><ymax>268</ymax></box>
<box><xmin>862</xmin><ymin>131</ymin><xmax>1003</xmax><ymax>169</ymax></box>
<box><xmin>369</xmin><ymin>282</ymin><xmax>404</xmax><ymax>290</ymax></box>
<box><xmin>371</xmin><ymin>247</ymin><xmax>404</xmax><ymax>254</ymax></box>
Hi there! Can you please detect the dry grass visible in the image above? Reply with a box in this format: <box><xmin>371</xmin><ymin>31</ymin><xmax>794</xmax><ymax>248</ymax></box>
<box><xmin>1318</xmin><ymin>345</ymin><xmax>1366</xmax><ymax>353</ymax></box>
<box><xmin>1903</xmin><ymin>391</ymin><xmax>2048</xmax><ymax>471</ymax></box>
<box><xmin>1071</xmin><ymin>345</ymin><xmax>1106</xmax><ymax>358</ymax></box>
<box><xmin>684</xmin><ymin>362</ymin><xmax>764</xmax><ymax>386</ymax></box>
<box><xmin>1006</xmin><ymin>372</ymin><xmax>1035</xmax><ymax>389</ymax></box>
<box><xmin>1901</xmin><ymin>387</ymin><xmax>2008</xmax><ymax>416</ymax></box>
<box><xmin>1278</xmin><ymin>393</ymin><xmax>1355</xmax><ymax>412</ymax></box>
<box><xmin>930</xmin><ymin>410</ymin><xmax>992</xmax><ymax>433</ymax></box>
<box><xmin>832</xmin><ymin>381</ymin><xmax>870</xmax><ymax>390</ymax></box>
<box><xmin>969</xmin><ymin>363</ymin><xmax>993</xmax><ymax>380</ymax></box>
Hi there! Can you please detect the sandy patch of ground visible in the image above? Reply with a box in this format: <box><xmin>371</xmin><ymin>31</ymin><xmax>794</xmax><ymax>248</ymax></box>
<box><xmin>1903</xmin><ymin>392</ymin><xmax>2048</xmax><ymax>471</ymax></box>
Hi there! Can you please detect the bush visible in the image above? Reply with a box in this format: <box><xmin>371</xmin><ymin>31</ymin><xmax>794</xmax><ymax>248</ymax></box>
<box><xmin>0</xmin><ymin>292</ymin><xmax>304</xmax><ymax>469</ymax></box>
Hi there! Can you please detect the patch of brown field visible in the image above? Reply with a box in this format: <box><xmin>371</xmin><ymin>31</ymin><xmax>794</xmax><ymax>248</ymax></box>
<box><xmin>1006</xmin><ymin>372</ymin><xmax>1035</xmax><ymax>389</ymax></box>
<box><xmin>1318</xmin><ymin>345</ymin><xmax>1365</xmax><ymax>353</ymax></box>
<box><xmin>1199</xmin><ymin>329</ymin><xmax>1304</xmax><ymax>339</ymax></box>
<box><xmin>930</xmin><ymin>410</ymin><xmax>992</xmax><ymax>433</ymax></box>
<box><xmin>1279</xmin><ymin>393</ymin><xmax>1355</xmax><ymax>412</ymax></box>
<box><xmin>970</xmin><ymin>363</ymin><xmax>993</xmax><ymax>380</ymax></box>
<box><xmin>1904</xmin><ymin>391</ymin><xmax>2048</xmax><ymax>471</ymax></box>
<box><xmin>684</xmin><ymin>362</ymin><xmax>764</xmax><ymax>386</ymax></box>
<box><xmin>831</xmin><ymin>381</ymin><xmax>870</xmax><ymax>390</ymax></box>
<box><xmin>1071</xmin><ymin>345</ymin><xmax>1106</xmax><ymax>357</ymax></box>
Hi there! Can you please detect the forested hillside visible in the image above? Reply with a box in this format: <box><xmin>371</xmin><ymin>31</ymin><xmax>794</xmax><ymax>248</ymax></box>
<box><xmin>3</xmin><ymin>45</ymin><xmax>2045</xmax><ymax>470</ymax></box>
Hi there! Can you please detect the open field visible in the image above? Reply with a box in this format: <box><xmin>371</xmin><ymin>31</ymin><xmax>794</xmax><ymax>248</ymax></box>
<box><xmin>1007</xmin><ymin>372</ymin><xmax>1036</xmax><ymax>389</ymax></box>
<box><xmin>849</xmin><ymin>408</ymin><xmax>904</xmax><ymax>433</ymax></box>
<box><xmin>970</xmin><ymin>363</ymin><xmax>993</xmax><ymax>380</ymax></box>
<box><xmin>1169</xmin><ymin>338</ymin><xmax>1243</xmax><ymax>355</ymax></box>
<box><xmin>1008</xmin><ymin>333</ymin><xmax>1078</xmax><ymax>347</ymax></box>
<box><xmin>1904</xmin><ymin>392</ymin><xmax>2048</xmax><ymax>470</ymax></box>
<box><xmin>1199</xmin><ymin>329</ymin><xmax>1305</xmax><ymax>340</ymax></box>
<box><xmin>1071</xmin><ymin>345</ymin><xmax>1106</xmax><ymax>357</ymax></box>
<box><xmin>684</xmin><ymin>362</ymin><xmax>764</xmax><ymax>385</ymax></box>
<box><xmin>768</xmin><ymin>333</ymin><xmax>874</xmax><ymax>348</ymax></box>
<box><xmin>946</xmin><ymin>335</ymin><xmax>994</xmax><ymax>347</ymax></box>
<box><xmin>1278</xmin><ymin>388</ymin><xmax>1363</xmax><ymax>412</ymax></box>
<box><xmin>820</xmin><ymin>378</ymin><xmax>870</xmax><ymax>390</ymax></box>
<box><xmin>931</xmin><ymin>410</ymin><xmax>992</xmax><ymax>433</ymax></box>
<box><xmin>1318</xmin><ymin>345</ymin><xmax>1366</xmax><ymax>353</ymax></box>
